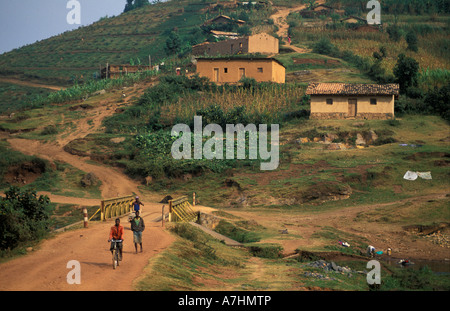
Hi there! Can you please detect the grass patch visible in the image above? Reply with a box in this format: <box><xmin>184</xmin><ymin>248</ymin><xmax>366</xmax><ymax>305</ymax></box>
<box><xmin>135</xmin><ymin>223</ymin><xmax>248</xmax><ymax>291</ymax></box>
<box><xmin>248</xmin><ymin>244</ymin><xmax>284</xmax><ymax>259</ymax></box>
<box><xmin>214</xmin><ymin>220</ymin><xmax>261</xmax><ymax>243</ymax></box>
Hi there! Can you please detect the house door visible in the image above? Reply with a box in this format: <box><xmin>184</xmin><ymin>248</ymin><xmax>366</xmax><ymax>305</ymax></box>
<box><xmin>239</xmin><ymin>68</ymin><xmax>245</xmax><ymax>80</ymax></box>
<box><xmin>213</xmin><ymin>68</ymin><xmax>219</xmax><ymax>82</ymax></box>
<box><xmin>348</xmin><ymin>99</ymin><xmax>357</xmax><ymax>117</ymax></box>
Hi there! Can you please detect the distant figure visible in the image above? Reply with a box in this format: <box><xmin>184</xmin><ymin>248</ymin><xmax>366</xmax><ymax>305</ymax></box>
<box><xmin>132</xmin><ymin>196</ymin><xmax>144</xmax><ymax>214</ymax></box>
<box><xmin>367</xmin><ymin>245</ymin><xmax>376</xmax><ymax>258</ymax></box>
<box><xmin>288</xmin><ymin>35</ymin><xmax>291</xmax><ymax>44</ymax></box>
<box><xmin>130</xmin><ymin>210</ymin><xmax>145</xmax><ymax>253</ymax></box>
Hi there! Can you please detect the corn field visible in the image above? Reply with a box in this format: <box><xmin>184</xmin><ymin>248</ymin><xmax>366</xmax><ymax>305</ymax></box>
<box><xmin>160</xmin><ymin>83</ymin><xmax>307</xmax><ymax>125</ymax></box>
<box><xmin>419</xmin><ymin>68</ymin><xmax>450</xmax><ymax>90</ymax></box>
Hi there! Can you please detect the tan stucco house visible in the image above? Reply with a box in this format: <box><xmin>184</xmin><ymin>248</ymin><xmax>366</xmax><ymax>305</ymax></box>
<box><xmin>306</xmin><ymin>83</ymin><xmax>400</xmax><ymax>120</ymax></box>
<box><xmin>192</xmin><ymin>33</ymin><xmax>279</xmax><ymax>56</ymax></box>
<box><xmin>196</xmin><ymin>57</ymin><xmax>285</xmax><ymax>84</ymax></box>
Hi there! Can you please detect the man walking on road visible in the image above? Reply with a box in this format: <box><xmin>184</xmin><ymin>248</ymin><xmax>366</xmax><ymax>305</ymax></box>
<box><xmin>130</xmin><ymin>210</ymin><xmax>145</xmax><ymax>253</ymax></box>
<box><xmin>132</xmin><ymin>196</ymin><xmax>144</xmax><ymax>214</ymax></box>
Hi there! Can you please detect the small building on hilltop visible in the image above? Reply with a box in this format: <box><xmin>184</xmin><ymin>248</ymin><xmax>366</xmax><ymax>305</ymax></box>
<box><xmin>192</xmin><ymin>33</ymin><xmax>279</xmax><ymax>56</ymax></box>
<box><xmin>340</xmin><ymin>16</ymin><xmax>381</xmax><ymax>32</ymax></box>
<box><xmin>300</xmin><ymin>4</ymin><xmax>336</xmax><ymax>18</ymax></box>
<box><xmin>101</xmin><ymin>64</ymin><xmax>153</xmax><ymax>79</ymax></box>
<box><xmin>306</xmin><ymin>83</ymin><xmax>399</xmax><ymax>120</ymax></box>
<box><xmin>341</xmin><ymin>15</ymin><xmax>367</xmax><ymax>24</ymax></box>
<box><xmin>204</xmin><ymin>14</ymin><xmax>246</xmax><ymax>26</ymax></box>
<box><xmin>196</xmin><ymin>57</ymin><xmax>285</xmax><ymax>84</ymax></box>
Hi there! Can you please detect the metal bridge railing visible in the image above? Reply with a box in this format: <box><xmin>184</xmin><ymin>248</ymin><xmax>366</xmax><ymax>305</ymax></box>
<box><xmin>88</xmin><ymin>195</ymin><xmax>135</xmax><ymax>221</ymax></box>
<box><xmin>169</xmin><ymin>196</ymin><xmax>199</xmax><ymax>223</ymax></box>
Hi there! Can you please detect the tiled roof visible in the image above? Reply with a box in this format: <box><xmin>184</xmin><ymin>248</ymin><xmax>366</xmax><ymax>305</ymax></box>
<box><xmin>306</xmin><ymin>83</ymin><xmax>400</xmax><ymax>96</ymax></box>
<box><xmin>210</xmin><ymin>30</ymin><xmax>239</xmax><ymax>36</ymax></box>
<box><xmin>207</xmin><ymin>15</ymin><xmax>246</xmax><ymax>24</ymax></box>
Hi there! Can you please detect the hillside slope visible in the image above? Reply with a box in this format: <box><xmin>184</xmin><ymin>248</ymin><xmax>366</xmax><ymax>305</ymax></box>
<box><xmin>0</xmin><ymin>1</ymin><xmax>212</xmax><ymax>84</ymax></box>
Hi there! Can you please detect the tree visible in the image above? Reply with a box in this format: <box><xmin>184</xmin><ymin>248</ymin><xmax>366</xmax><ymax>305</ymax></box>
<box><xmin>164</xmin><ymin>31</ymin><xmax>182</xmax><ymax>55</ymax></box>
<box><xmin>305</xmin><ymin>0</ymin><xmax>318</xmax><ymax>10</ymax></box>
<box><xmin>393</xmin><ymin>53</ymin><xmax>419</xmax><ymax>93</ymax></box>
<box><xmin>425</xmin><ymin>84</ymin><xmax>450</xmax><ymax>122</ymax></box>
<box><xmin>123</xmin><ymin>0</ymin><xmax>149</xmax><ymax>13</ymax></box>
<box><xmin>386</xmin><ymin>24</ymin><xmax>402</xmax><ymax>41</ymax></box>
<box><xmin>369</xmin><ymin>47</ymin><xmax>392</xmax><ymax>83</ymax></box>
<box><xmin>313</xmin><ymin>37</ymin><xmax>335</xmax><ymax>55</ymax></box>
<box><xmin>237</xmin><ymin>25</ymin><xmax>252</xmax><ymax>36</ymax></box>
<box><xmin>406</xmin><ymin>31</ymin><xmax>418</xmax><ymax>52</ymax></box>
<box><xmin>0</xmin><ymin>187</ymin><xmax>51</xmax><ymax>250</ymax></box>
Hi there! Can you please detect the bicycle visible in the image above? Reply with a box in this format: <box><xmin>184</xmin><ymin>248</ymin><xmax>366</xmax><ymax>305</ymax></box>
<box><xmin>109</xmin><ymin>239</ymin><xmax>123</xmax><ymax>269</ymax></box>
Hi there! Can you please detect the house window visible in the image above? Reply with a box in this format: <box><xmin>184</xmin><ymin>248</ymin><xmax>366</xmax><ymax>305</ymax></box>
<box><xmin>257</xmin><ymin>67</ymin><xmax>263</xmax><ymax>73</ymax></box>
<box><xmin>326</xmin><ymin>98</ymin><xmax>333</xmax><ymax>105</ymax></box>
<box><xmin>224</xmin><ymin>68</ymin><xmax>228</xmax><ymax>73</ymax></box>
<box><xmin>370</xmin><ymin>98</ymin><xmax>377</xmax><ymax>105</ymax></box>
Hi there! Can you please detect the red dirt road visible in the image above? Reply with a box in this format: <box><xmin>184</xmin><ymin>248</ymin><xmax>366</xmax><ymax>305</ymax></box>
<box><xmin>0</xmin><ymin>206</ymin><xmax>175</xmax><ymax>291</ymax></box>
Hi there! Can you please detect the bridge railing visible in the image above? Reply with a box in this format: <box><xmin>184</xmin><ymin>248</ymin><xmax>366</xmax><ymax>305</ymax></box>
<box><xmin>96</xmin><ymin>195</ymin><xmax>135</xmax><ymax>221</ymax></box>
<box><xmin>169</xmin><ymin>196</ymin><xmax>198</xmax><ymax>223</ymax></box>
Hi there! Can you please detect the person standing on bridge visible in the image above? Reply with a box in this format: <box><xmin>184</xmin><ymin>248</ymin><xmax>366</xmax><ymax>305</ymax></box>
<box><xmin>130</xmin><ymin>210</ymin><xmax>145</xmax><ymax>253</ymax></box>
<box><xmin>132</xmin><ymin>196</ymin><xmax>144</xmax><ymax>214</ymax></box>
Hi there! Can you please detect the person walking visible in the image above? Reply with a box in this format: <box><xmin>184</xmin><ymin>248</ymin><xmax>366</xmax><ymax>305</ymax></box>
<box><xmin>131</xmin><ymin>196</ymin><xmax>144</xmax><ymax>214</ymax></box>
<box><xmin>130</xmin><ymin>210</ymin><xmax>145</xmax><ymax>253</ymax></box>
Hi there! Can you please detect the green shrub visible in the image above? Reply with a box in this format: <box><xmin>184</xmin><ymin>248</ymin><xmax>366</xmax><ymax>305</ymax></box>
<box><xmin>313</xmin><ymin>37</ymin><xmax>336</xmax><ymax>55</ymax></box>
<box><xmin>248</xmin><ymin>244</ymin><xmax>283</xmax><ymax>259</ymax></box>
<box><xmin>40</xmin><ymin>125</ymin><xmax>58</xmax><ymax>135</ymax></box>
<box><xmin>214</xmin><ymin>220</ymin><xmax>260</xmax><ymax>243</ymax></box>
<box><xmin>0</xmin><ymin>187</ymin><xmax>52</xmax><ymax>251</ymax></box>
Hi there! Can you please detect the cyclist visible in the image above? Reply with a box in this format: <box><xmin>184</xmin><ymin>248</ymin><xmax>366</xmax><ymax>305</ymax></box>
<box><xmin>109</xmin><ymin>218</ymin><xmax>124</xmax><ymax>261</ymax></box>
<box><xmin>130</xmin><ymin>210</ymin><xmax>145</xmax><ymax>253</ymax></box>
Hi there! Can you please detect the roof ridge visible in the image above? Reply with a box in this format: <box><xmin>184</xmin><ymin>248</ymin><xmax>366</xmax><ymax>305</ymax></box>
<box><xmin>306</xmin><ymin>82</ymin><xmax>400</xmax><ymax>96</ymax></box>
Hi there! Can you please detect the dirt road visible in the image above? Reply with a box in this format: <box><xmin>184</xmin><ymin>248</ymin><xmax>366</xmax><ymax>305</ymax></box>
<box><xmin>8</xmin><ymin>138</ymin><xmax>140</xmax><ymax>199</ymax></box>
<box><xmin>0</xmin><ymin>77</ymin><xmax>65</xmax><ymax>91</ymax></box>
<box><xmin>269</xmin><ymin>0</ymin><xmax>325</xmax><ymax>53</ymax></box>
<box><xmin>0</xmin><ymin>81</ymin><xmax>179</xmax><ymax>291</ymax></box>
<box><xmin>0</xmin><ymin>207</ymin><xmax>175</xmax><ymax>291</ymax></box>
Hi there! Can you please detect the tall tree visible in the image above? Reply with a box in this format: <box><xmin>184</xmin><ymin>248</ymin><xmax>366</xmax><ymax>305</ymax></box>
<box><xmin>123</xmin><ymin>0</ymin><xmax>149</xmax><ymax>13</ymax></box>
<box><xmin>393</xmin><ymin>53</ymin><xmax>419</xmax><ymax>93</ymax></box>
<box><xmin>164</xmin><ymin>31</ymin><xmax>182</xmax><ymax>55</ymax></box>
